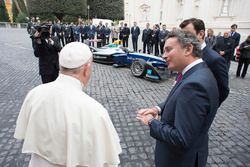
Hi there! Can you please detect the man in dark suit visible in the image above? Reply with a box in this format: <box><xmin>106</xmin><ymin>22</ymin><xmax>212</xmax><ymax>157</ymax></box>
<box><xmin>236</xmin><ymin>35</ymin><xmax>250</xmax><ymax>78</ymax></box>
<box><xmin>33</xmin><ymin>24</ymin><xmax>62</xmax><ymax>83</ymax></box>
<box><xmin>142</xmin><ymin>23</ymin><xmax>152</xmax><ymax>54</ymax></box>
<box><xmin>27</xmin><ymin>17</ymin><xmax>37</xmax><ymax>49</ymax></box>
<box><xmin>80</xmin><ymin>21</ymin><xmax>88</xmax><ymax>43</ymax></box>
<box><xmin>104</xmin><ymin>22</ymin><xmax>111</xmax><ymax>45</ymax></box>
<box><xmin>179</xmin><ymin>18</ymin><xmax>229</xmax><ymax>106</ymax></box>
<box><xmin>86</xmin><ymin>19</ymin><xmax>96</xmax><ymax>47</ymax></box>
<box><xmin>96</xmin><ymin>21</ymin><xmax>105</xmax><ymax>47</ymax></box>
<box><xmin>54</xmin><ymin>20</ymin><xmax>65</xmax><ymax>46</ymax></box>
<box><xmin>158</xmin><ymin>24</ymin><xmax>169</xmax><ymax>55</ymax></box>
<box><xmin>122</xmin><ymin>23</ymin><xmax>130</xmax><ymax>47</ymax></box>
<box><xmin>150</xmin><ymin>24</ymin><xmax>160</xmax><ymax>56</ymax></box>
<box><xmin>230</xmin><ymin>24</ymin><xmax>241</xmax><ymax>49</ymax></box>
<box><xmin>214</xmin><ymin>31</ymin><xmax>235</xmax><ymax>71</ymax></box>
<box><xmin>131</xmin><ymin>21</ymin><xmax>140</xmax><ymax>51</ymax></box>
<box><xmin>137</xmin><ymin>30</ymin><xmax>219</xmax><ymax>167</ymax></box>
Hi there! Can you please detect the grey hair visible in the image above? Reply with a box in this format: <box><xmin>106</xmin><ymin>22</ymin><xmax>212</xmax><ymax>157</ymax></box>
<box><xmin>166</xmin><ymin>29</ymin><xmax>202</xmax><ymax>58</ymax></box>
<box><xmin>59</xmin><ymin>57</ymin><xmax>92</xmax><ymax>74</ymax></box>
<box><xmin>60</xmin><ymin>65</ymin><xmax>83</xmax><ymax>74</ymax></box>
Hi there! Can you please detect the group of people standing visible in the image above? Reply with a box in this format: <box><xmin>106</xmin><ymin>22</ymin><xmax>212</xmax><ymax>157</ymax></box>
<box><xmin>27</xmin><ymin>17</ymin><xmax>172</xmax><ymax>56</ymax></box>
<box><xmin>28</xmin><ymin>17</ymin><xmax>249</xmax><ymax>80</ymax></box>
<box><xmin>205</xmin><ymin>24</ymin><xmax>250</xmax><ymax>78</ymax></box>
<box><xmin>51</xmin><ymin>19</ymin><xmax>113</xmax><ymax>47</ymax></box>
<box><xmin>115</xmin><ymin>21</ymin><xmax>170</xmax><ymax>57</ymax></box>
<box><xmin>141</xmin><ymin>23</ymin><xmax>170</xmax><ymax>56</ymax></box>
<box><xmin>204</xmin><ymin>24</ymin><xmax>240</xmax><ymax>72</ymax></box>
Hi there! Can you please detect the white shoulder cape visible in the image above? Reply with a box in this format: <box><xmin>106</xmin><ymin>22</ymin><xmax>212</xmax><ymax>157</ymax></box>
<box><xmin>14</xmin><ymin>74</ymin><xmax>122</xmax><ymax>167</ymax></box>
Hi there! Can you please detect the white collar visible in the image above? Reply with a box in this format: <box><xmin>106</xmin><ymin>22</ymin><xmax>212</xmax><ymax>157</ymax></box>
<box><xmin>201</xmin><ymin>41</ymin><xmax>206</xmax><ymax>50</ymax></box>
<box><xmin>182</xmin><ymin>58</ymin><xmax>203</xmax><ymax>75</ymax></box>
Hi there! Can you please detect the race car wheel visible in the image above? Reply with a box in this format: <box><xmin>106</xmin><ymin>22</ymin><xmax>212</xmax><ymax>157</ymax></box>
<box><xmin>130</xmin><ymin>60</ymin><xmax>146</xmax><ymax>77</ymax></box>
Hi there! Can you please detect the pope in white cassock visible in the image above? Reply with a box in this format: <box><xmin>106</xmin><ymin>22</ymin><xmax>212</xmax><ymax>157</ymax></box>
<box><xmin>14</xmin><ymin>42</ymin><xmax>122</xmax><ymax>167</ymax></box>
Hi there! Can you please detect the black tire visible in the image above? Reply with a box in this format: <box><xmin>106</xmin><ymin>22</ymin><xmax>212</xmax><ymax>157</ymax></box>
<box><xmin>130</xmin><ymin>60</ymin><xmax>146</xmax><ymax>77</ymax></box>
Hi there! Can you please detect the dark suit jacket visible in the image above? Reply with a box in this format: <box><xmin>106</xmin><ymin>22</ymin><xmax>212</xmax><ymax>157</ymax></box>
<box><xmin>119</xmin><ymin>27</ymin><xmax>124</xmax><ymax>40</ymax></box>
<box><xmin>158</xmin><ymin>29</ymin><xmax>169</xmax><ymax>43</ymax></box>
<box><xmin>122</xmin><ymin>27</ymin><xmax>130</xmax><ymax>40</ymax></box>
<box><xmin>34</xmin><ymin>36</ymin><xmax>61</xmax><ymax>75</ymax></box>
<box><xmin>214</xmin><ymin>37</ymin><xmax>235</xmax><ymax>62</ymax></box>
<box><xmin>202</xmin><ymin>45</ymin><xmax>230</xmax><ymax>105</ymax></box>
<box><xmin>96</xmin><ymin>25</ymin><xmax>105</xmax><ymax>39</ymax></box>
<box><xmin>152</xmin><ymin>62</ymin><xmax>219</xmax><ymax>167</ymax></box>
<box><xmin>239</xmin><ymin>40</ymin><xmax>250</xmax><ymax>59</ymax></box>
<box><xmin>151</xmin><ymin>29</ymin><xmax>160</xmax><ymax>43</ymax></box>
<box><xmin>80</xmin><ymin>25</ymin><xmax>88</xmax><ymax>39</ymax></box>
<box><xmin>131</xmin><ymin>26</ymin><xmax>140</xmax><ymax>39</ymax></box>
<box><xmin>86</xmin><ymin>25</ymin><xmax>96</xmax><ymax>39</ymax></box>
<box><xmin>231</xmin><ymin>32</ymin><xmax>241</xmax><ymax>48</ymax></box>
<box><xmin>142</xmin><ymin>28</ymin><xmax>152</xmax><ymax>43</ymax></box>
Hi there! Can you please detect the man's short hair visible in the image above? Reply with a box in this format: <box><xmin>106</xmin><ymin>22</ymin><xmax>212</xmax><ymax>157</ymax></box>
<box><xmin>231</xmin><ymin>24</ymin><xmax>238</xmax><ymax>29</ymax></box>
<box><xmin>179</xmin><ymin>18</ymin><xmax>206</xmax><ymax>35</ymax></box>
<box><xmin>167</xmin><ymin>30</ymin><xmax>202</xmax><ymax>58</ymax></box>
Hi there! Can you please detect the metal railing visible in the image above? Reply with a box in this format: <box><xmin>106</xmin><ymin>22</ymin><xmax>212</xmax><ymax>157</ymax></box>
<box><xmin>0</xmin><ymin>22</ymin><xmax>28</xmax><ymax>28</ymax></box>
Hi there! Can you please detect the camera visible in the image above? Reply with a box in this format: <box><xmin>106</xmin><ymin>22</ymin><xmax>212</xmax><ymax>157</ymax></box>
<box><xmin>34</xmin><ymin>24</ymin><xmax>51</xmax><ymax>39</ymax></box>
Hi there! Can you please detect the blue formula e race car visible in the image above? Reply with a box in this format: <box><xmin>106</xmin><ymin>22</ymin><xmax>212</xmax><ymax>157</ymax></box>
<box><xmin>90</xmin><ymin>44</ymin><xmax>169</xmax><ymax>81</ymax></box>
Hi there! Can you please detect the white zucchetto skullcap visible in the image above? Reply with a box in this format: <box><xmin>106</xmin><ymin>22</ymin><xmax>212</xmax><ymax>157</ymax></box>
<box><xmin>59</xmin><ymin>42</ymin><xmax>92</xmax><ymax>68</ymax></box>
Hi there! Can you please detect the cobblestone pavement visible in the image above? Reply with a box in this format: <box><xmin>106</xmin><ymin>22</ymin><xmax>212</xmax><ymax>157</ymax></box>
<box><xmin>0</xmin><ymin>28</ymin><xmax>249</xmax><ymax>167</ymax></box>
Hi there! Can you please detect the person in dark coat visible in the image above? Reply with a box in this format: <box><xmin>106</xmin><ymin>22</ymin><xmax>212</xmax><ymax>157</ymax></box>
<box><xmin>158</xmin><ymin>24</ymin><xmax>169</xmax><ymax>55</ymax></box>
<box><xmin>69</xmin><ymin>22</ymin><xmax>75</xmax><ymax>43</ymax></box>
<box><xmin>80</xmin><ymin>21</ymin><xmax>87</xmax><ymax>43</ymax></box>
<box><xmin>230</xmin><ymin>24</ymin><xmax>241</xmax><ymax>49</ymax></box>
<box><xmin>33</xmin><ymin>24</ymin><xmax>62</xmax><ymax>83</ymax></box>
<box><xmin>142</xmin><ymin>23</ymin><xmax>152</xmax><ymax>54</ymax></box>
<box><xmin>96</xmin><ymin>21</ymin><xmax>105</xmax><ymax>47</ymax></box>
<box><xmin>131</xmin><ymin>21</ymin><xmax>140</xmax><ymax>52</ymax></box>
<box><xmin>236</xmin><ymin>35</ymin><xmax>250</xmax><ymax>78</ymax></box>
<box><xmin>137</xmin><ymin>30</ymin><xmax>219</xmax><ymax>167</ymax></box>
<box><xmin>64</xmin><ymin>23</ymin><xmax>72</xmax><ymax>44</ymax></box>
<box><xmin>119</xmin><ymin>22</ymin><xmax>124</xmax><ymax>41</ymax></box>
<box><xmin>27</xmin><ymin>17</ymin><xmax>37</xmax><ymax>49</ymax></box>
<box><xmin>54</xmin><ymin>20</ymin><xmax>65</xmax><ymax>46</ymax></box>
<box><xmin>122</xmin><ymin>23</ymin><xmax>130</xmax><ymax>47</ymax></box>
<box><xmin>27</xmin><ymin>17</ymin><xmax>36</xmax><ymax>35</ymax></box>
<box><xmin>104</xmin><ymin>22</ymin><xmax>111</xmax><ymax>45</ymax></box>
<box><xmin>214</xmin><ymin>31</ymin><xmax>235</xmax><ymax>71</ymax></box>
<box><xmin>150</xmin><ymin>24</ymin><xmax>160</xmax><ymax>56</ymax></box>
<box><xmin>73</xmin><ymin>23</ymin><xmax>81</xmax><ymax>42</ymax></box>
<box><xmin>86</xmin><ymin>20</ymin><xmax>96</xmax><ymax>47</ymax></box>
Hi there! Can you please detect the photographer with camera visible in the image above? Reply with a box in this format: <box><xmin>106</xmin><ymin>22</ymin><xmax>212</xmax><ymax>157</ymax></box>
<box><xmin>27</xmin><ymin>17</ymin><xmax>38</xmax><ymax>49</ymax></box>
<box><xmin>33</xmin><ymin>23</ymin><xmax>62</xmax><ymax>83</ymax></box>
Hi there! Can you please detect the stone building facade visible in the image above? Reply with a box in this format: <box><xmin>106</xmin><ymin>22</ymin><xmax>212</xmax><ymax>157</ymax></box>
<box><xmin>124</xmin><ymin>0</ymin><xmax>250</xmax><ymax>41</ymax></box>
